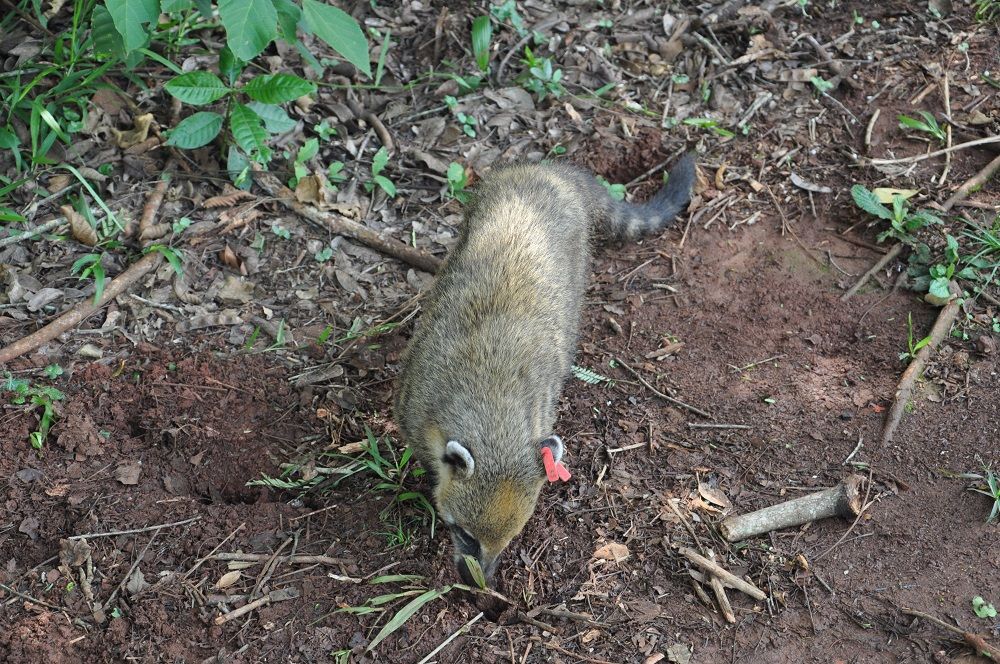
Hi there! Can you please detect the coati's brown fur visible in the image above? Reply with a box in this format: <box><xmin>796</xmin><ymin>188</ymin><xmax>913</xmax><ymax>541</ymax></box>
<box><xmin>395</xmin><ymin>155</ymin><xmax>696</xmax><ymax>584</ymax></box>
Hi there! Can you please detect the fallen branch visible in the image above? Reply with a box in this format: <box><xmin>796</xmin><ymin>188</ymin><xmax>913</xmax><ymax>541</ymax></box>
<box><xmin>881</xmin><ymin>286</ymin><xmax>962</xmax><ymax>445</ymax></box>
<box><xmin>214</xmin><ymin>587</ymin><xmax>300</xmax><ymax>625</ymax></box>
<box><xmin>720</xmin><ymin>475</ymin><xmax>864</xmax><ymax>542</ymax></box>
<box><xmin>902</xmin><ymin>607</ymin><xmax>1000</xmax><ymax>661</ymax></box>
<box><xmin>841</xmin><ymin>243</ymin><xmax>902</xmax><ymax>301</ymax></box>
<box><xmin>677</xmin><ymin>547</ymin><xmax>766</xmax><ymax>601</ymax></box>
<box><xmin>613</xmin><ymin>356</ymin><xmax>712</xmax><ymax>418</ymax></box>
<box><xmin>252</xmin><ymin>169</ymin><xmax>442</xmax><ymax>274</ymax></box>
<box><xmin>213</xmin><ymin>552</ymin><xmax>354</xmax><ymax>567</ymax></box>
<box><xmin>0</xmin><ymin>250</ymin><xmax>163</xmax><ymax>365</ymax></box>
<box><xmin>941</xmin><ymin>152</ymin><xmax>1000</xmax><ymax>211</ymax></box>
<box><xmin>136</xmin><ymin>160</ymin><xmax>175</xmax><ymax>241</ymax></box>
<box><xmin>869</xmin><ymin>135</ymin><xmax>1000</xmax><ymax>165</ymax></box>
<box><xmin>0</xmin><ymin>216</ymin><xmax>66</xmax><ymax>249</ymax></box>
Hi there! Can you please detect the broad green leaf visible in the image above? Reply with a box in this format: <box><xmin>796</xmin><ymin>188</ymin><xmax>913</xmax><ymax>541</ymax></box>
<box><xmin>872</xmin><ymin>187</ymin><xmax>918</xmax><ymax>204</ymax></box>
<box><xmin>161</xmin><ymin>0</ymin><xmax>193</xmax><ymax>11</ymax></box>
<box><xmin>104</xmin><ymin>0</ymin><xmax>159</xmax><ymax>52</ymax></box>
<box><xmin>246</xmin><ymin>102</ymin><xmax>297</xmax><ymax>134</ymax></box>
<box><xmin>165</xmin><ymin>111</ymin><xmax>224</xmax><ymax>149</ymax></box>
<box><xmin>302</xmin><ymin>0</ymin><xmax>370</xmax><ymax>77</ymax></box>
<box><xmin>297</xmin><ymin>137</ymin><xmax>319</xmax><ymax>162</ymax></box>
<box><xmin>368</xmin><ymin>574</ymin><xmax>425</xmax><ymax>584</ymax></box>
<box><xmin>192</xmin><ymin>0</ymin><xmax>212</xmax><ymax>18</ymax></box>
<box><xmin>973</xmin><ymin>596</ymin><xmax>997</xmax><ymax>619</ymax></box>
<box><xmin>898</xmin><ymin>114</ymin><xmax>930</xmax><ymax>131</ymax></box>
<box><xmin>850</xmin><ymin>184</ymin><xmax>893</xmax><ymax>221</ymax></box>
<box><xmin>165</xmin><ymin>72</ymin><xmax>230</xmax><ymax>105</ymax></box>
<box><xmin>945</xmin><ymin>234</ymin><xmax>959</xmax><ymax>264</ymax></box>
<box><xmin>374</xmin><ymin>175</ymin><xmax>396</xmax><ymax>197</ymax></box>
<box><xmin>471</xmin><ymin>15</ymin><xmax>492</xmax><ymax>72</ymax></box>
<box><xmin>230</xmin><ymin>104</ymin><xmax>269</xmax><ymax>159</ymax></box>
<box><xmin>91</xmin><ymin>4</ymin><xmax>126</xmax><ymax>58</ymax></box>
<box><xmin>219</xmin><ymin>46</ymin><xmax>244</xmax><ymax>85</ymax></box>
<box><xmin>366</xmin><ymin>587</ymin><xmax>449</xmax><ymax>652</ymax></box>
<box><xmin>928</xmin><ymin>277</ymin><xmax>951</xmax><ymax>301</ymax></box>
<box><xmin>272</xmin><ymin>0</ymin><xmax>301</xmax><ymax>41</ymax></box>
<box><xmin>244</xmin><ymin>73</ymin><xmax>316</xmax><ymax>104</ymax></box>
<box><xmin>461</xmin><ymin>555</ymin><xmax>487</xmax><ymax>589</ymax></box>
<box><xmin>371</xmin><ymin>145</ymin><xmax>389</xmax><ymax>176</ymax></box>
<box><xmin>218</xmin><ymin>0</ymin><xmax>278</xmax><ymax>61</ymax></box>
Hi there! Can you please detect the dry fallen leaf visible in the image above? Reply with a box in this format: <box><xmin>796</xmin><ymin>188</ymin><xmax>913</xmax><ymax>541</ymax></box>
<box><xmin>220</xmin><ymin>244</ymin><xmax>240</xmax><ymax>270</ymax></box>
<box><xmin>215</xmin><ymin>570</ymin><xmax>242</xmax><ymax>589</ymax></box>
<box><xmin>697</xmin><ymin>481</ymin><xmax>732</xmax><ymax>512</ymax></box>
<box><xmin>580</xmin><ymin>629</ymin><xmax>601</xmax><ymax>644</ymax></box>
<box><xmin>61</xmin><ymin>205</ymin><xmax>98</xmax><ymax>246</ymax></box>
<box><xmin>593</xmin><ymin>542</ymin><xmax>630</xmax><ymax>562</ymax></box>
<box><xmin>115</xmin><ymin>461</ymin><xmax>142</xmax><ymax>485</ymax></box>
<box><xmin>112</xmin><ymin>113</ymin><xmax>154</xmax><ymax>149</ymax></box>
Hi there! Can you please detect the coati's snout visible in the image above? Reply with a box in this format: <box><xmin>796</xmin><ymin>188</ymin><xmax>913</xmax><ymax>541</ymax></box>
<box><xmin>436</xmin><ymin>437</ymin><xmax>564</xmax><ymax>586</ymax></box>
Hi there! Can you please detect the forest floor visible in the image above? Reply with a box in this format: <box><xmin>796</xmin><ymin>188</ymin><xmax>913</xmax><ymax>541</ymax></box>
<box><xmin>1</xmin><ymin>1</ymin><xmax>999</xmax><ymax>662</ymax></box>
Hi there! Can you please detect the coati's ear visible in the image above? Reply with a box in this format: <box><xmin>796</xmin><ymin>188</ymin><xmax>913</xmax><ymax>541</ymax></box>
<box><xmin>444</xmin><ymin>440</ymin><xmax>475</xmax><ymax>479</ymax></box>
<box><xmin>539</xmin><ymin>435</ymin><xmax>564</xmax><ymax>465</ymax></box>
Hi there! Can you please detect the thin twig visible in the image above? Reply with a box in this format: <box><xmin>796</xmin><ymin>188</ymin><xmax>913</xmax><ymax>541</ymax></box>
<box><xmin>678</xmin><ymin>547</ymin><xmax>766</xmax><ymax>600</ymax></box>
<box><xmin>613</xmin><ymin>356</ymin><xmax>711</xmax><ymax>418</ymax></box>
<box><xmin>688</xmin><ymin>422</ymin><xmax>750</xmax><ymax>430</ymax></box>
<box><xmin>902</xmin><ymin>607</ymin><xmax>1000</xmax><ymax>660</ymax></box>
<box><xmin>417</xmin><ymin>612</ymin><xmax>484</xmax><ymax>664</ymax></box>
<box><xmin>214</xmin><ymin>587</ymin><xmax>300</xmax><ymax>625</ymax></box>
<box><xmin>869</xmin><ymin>135</ymin><xmax>1000</xmax><ymax>165</ymax></box>
<box><xmin>841</xmin><ymin>243</ymin><xmax>902</xmax><ymax>301</ymax></box>
<box><xmin>68</xmin><ymin>516</ymin><xmax>201</xmax><ymax>540</ymax></box>
<box><xmin>252</xmin><ymin>168</ymin><xmax>442</xmax><ymax>273</ymax></box>
<box><xmin>0</xmin><ymin>581</ymin><xmax>62</xmax><ymax>610</ymax></box>
<box><xmin>0</xmin><ymin>216</ymin><xmax>66</xmax><ymax>249</ymax></box>
<box><xmin>881</xmin><ymin>288</ymin><xmax>962</xmax><ymax>445</ymax></box>
<box><xmin>182</xmin><ymin>523</ymin><xmax>246</xmax><ymax>581</ymax></box>
<box><xmin>941</xmin><ymin>152</ymin><xmax>1000</xmax><ymax>211</ymax></box>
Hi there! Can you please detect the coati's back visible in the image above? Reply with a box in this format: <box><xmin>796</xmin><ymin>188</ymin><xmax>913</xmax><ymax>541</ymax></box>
<box><xmin>395</xmin><ymin>156</ymin><xmax>695</xmax><ymax>584</ymax></box>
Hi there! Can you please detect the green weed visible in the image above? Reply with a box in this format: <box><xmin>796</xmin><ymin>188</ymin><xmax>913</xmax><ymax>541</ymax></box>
<box><xmin>518</xmin><ymin>47</ymin><xmax>564</xmax><ymax>100</ymax></box>
<box><xmin>71</xmin><ymin>253</ymin><xmax>107</xmax><ymax>304</ymax></box>
<box><xmin>471</xmin><ymin>15</ymin><xmax>493</xmax><ymax>73</ymax></box>
<box><xmin>572</xmin><ymin>365</ymin><xmax>615</xmax><ymax>387</ymax></box>
<box><xmin>899</xmin><ymin>312</ymin><xmax>932</xmax><ymax>363</ymax></box>
<box><xmin>4</xmin><ymin>373</ymin><xmax>65</xmax><ymax>449</ymax></box>
<box><xmin>974</xmin><ymin>0</ymin><xmax>1000</xmax><ymax>22</ymax></box>
<box><xmin>596</xmin><ymin>177</ymin><xmax>626</xmax><ymax>201</ymax></box>
<box><xmin>970</xmin><ymin>465</ymin><xmax>1000</xmax><ymax>523</ymax></box>
<box><xmin>850</xmin><ymin>185</ymin><xmax>943</xmax><ymax>246</ymax></box>
<box><xmin>444</xmin><ymin>95</ymin><xmax>478</xmax><ymax>138</ymax></box>
<box><xmin>364</xmin><ymin>146</ymin><xmax>396</xmax><ymax>197</ymax></box>
<box><xmin>898</xmin><ymin>111</ymin><xmax>947</xmax><ymax>143</ymax></box>
<box><xmin>446</xmin><ymin>162</ymin><xmax>470</xmax><ymax>203</ymax></box>
<box><xmin>682</xmin><ymin>117</ymin><xmax>736</xmax><ymax>139</ymax></box>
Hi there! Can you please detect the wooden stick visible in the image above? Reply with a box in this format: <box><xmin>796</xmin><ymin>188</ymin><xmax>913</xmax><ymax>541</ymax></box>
<box><xmin>902</xmin><ymin>607</ymin><xmax>1000</xmax><ymax>660</ymax></box>
<box><xmin>214</xmin><ymin>587</ymin><xmax>300</xmax><ymax>625</ymax></box>
<box><xmin>213</xmin><ymin>552</ymin><xmax>355</xmax><ymax>567</ymax></box>
<box><xmin>869</xmin><ymin>135</ymin><xmax>1000</xmax><ymax>165</ymax></box>
<box><xmin>708</xmin><ymin>560</ymin><xmax>736</xmax><ymax>623</ymax></box>
<box><xmin>0</xmin><ymin>250</ymin><xmax>163</xmax><ymax>365</ymax></box>
<box><xmin>881</xmin><ymin>288</ymin><xmax>962</xmax><ymax>445</ymax></box>
<box><xmin>417</xmin><ymin>612</ymin><xmax>484</xmax><ymax>664</ymax></box>
<box><xmin>677</xmin><ymin>547</ymin><xmax>766</xmax><ymax>601</ymax></box>
<box><xmin>841</xmin><ymin>243</ymin><xmax>902</xmax><ymax>300</ymax></box>
<box><xmin>252</xmin><ymin>169</ymin><xmax>442</xmax><ymax>274</ymax></box>
<box><xmin>941</xmin><ymin>153</ymin><xmax>1000</xmax><ymax>211</ymax></box>
<box><xmin>613</xmin><ymin>356</ymin><xmax>712</xmax><ymax>418</ymax></box>
<box><xmin>67</xmin><ymin>516</ymin><xmax>200</xmax><ymax>540</ymax></box>
<box><xmin>136</xmin><ymin>160</ymin><xmax>175</xmax><ymax>241</ymax></box>
<box><xmin>720</xmin><ymin>475</ymin><xmax>864</xmax><ymax>542</ymax></box>
<box><xmin>0</xmin><ymin>216</ymin><xmax>66</xmax><ymax>249</ymax></box>
<box><xmin>0</xmin><ymin>581</ymin><xmax>62</xmax><ymax>611</ymax></box>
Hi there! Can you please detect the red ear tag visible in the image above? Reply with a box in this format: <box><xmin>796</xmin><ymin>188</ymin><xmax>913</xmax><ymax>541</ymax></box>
<box><xmin>541</xmin><ymin>447</ymin><xmax>571</xmax><ymax>483</ymax></box>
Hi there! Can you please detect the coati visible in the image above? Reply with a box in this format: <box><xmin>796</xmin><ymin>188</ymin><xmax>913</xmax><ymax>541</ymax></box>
<box><xmin>395</xmin><ymin>154</ymin><xmax>696</xmax><ymax>585</ymax></box>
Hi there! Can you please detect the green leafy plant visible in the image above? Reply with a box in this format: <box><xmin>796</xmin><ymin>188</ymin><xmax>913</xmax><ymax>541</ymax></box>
<box><xmin>4</xmin><ymin>374</ymin><xmax>65</xmax><ymax>449</ymax></box>
<box><xmin>682</xmin><ymin>117</ymin><xmax>736</xmax><ymax>138</ymax></box>
<box><xmin>970</xmin><ymin>466</ymin><xmax>1000</xmax><ymax>523</ymax></box>
<box><xmin>850</xmin><ymin>185</ymin><xmax>943</xmax><ymax>245</ymax></box>
<box><xmin>973</xmin><ymin>595</ymin><xmax>997</xmax><ymax>618</ymax></box>
<box><xmin>898</xmin><ymin>111</ymin><xmax>947</xmax><ymax>143</ymax></box>
<box><xmin>491</xmin><ymin>0</ymin><xmax>526</xmax><ymax>36</ymax></box>
<box><xmin>289</xmin><ymin>138</ymin><xmax>320</xmax><ymax>188</ymax></box>
<box><xmin>444</xmin><ymin>96</ymin><xmax>477</xmax><ymax>138</ymax></box>
<box><xmin>446</xmin><ymin>162</ymin><xmax>470</xmax><ymax>203</ymax></box>
<box><xmin>365</xmin><ymin>146</ymin><xmax>396</xmax><ymax>197</ymax></box>
<box><xmin>810</xmin><ymin>76</ymin><xmax>834</xmax><ymax>93</ymax></box>
<box><xmin>471</xmin><ymin>15</ymin><xmax>493</xmax><ymax>73</ymax></box>
<box><xmin>517</xmin><ymin>46</ymin><xmax>565</xmax><ymax>101</ymax></box>
<box><xmin>596</xmin><ymin>177</ymin><xmax>626</xmax><ymax>202</ymax></box>
<box><xmin>572</xmin><ymin>364</ymin><xmax>615</xmax><ymax>387</ymax></box>
<box><xmin>899</xmin><ymin>312</ymin><xmax>933</xmax><ymax>363</ymax></box>
<box><xmin>974</xmin><ymin>0</ymin><xmax>1000</xmax><ymax>22</ymax></box>
<box><xmin>71</xmin><ymin>253</ymin><xmax>107</xmax><ymax>304</ymax></box>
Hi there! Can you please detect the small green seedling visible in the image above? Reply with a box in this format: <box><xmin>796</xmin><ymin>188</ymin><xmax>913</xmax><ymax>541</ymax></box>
<box><xmin>4</xmin><ymin>374</ymin><xmax>65</xmax><ymax>449</ymax></box>
<box><xmin>446</xmin><ymin>162</ymin><xmax>471</xmax><ymax>203</ymax></box>
<box><xmin>898</xmin><ymin>111</ymin><xmax>946</xmax><ymax>142</ymax></box>
<box><xmin>327</xmin><ymin>160</ymin><xmax>347</xmax><ymax>186</ymax></box>
<box><xmin>518</xmin><ymin>46</ymin><xmax>565</xmax><ymax>100</ymax></box>
<box><xmin>682</xmin><ymin>117</ymin><xmax>736</xmax><ymax>138</ymax></box>
<box><xmin>595</xmin><ymin>177</ymin><xmax>626</xmax><ymax>202</ymax></box>
<box><xmin>44</xmin><ymin>364</ymin><xmax>64</xmax><ymax>379</ymax></box>
<box><xmin>444</xmin><ymin>96</ymin><xmax>477</xmax><ymax>137</ymax></box>
<box><xmin>850</xmin><ymin>184</ymin><xmax>943</xmax><ymax>246</ymax></box>
<box><xmin>970</xmin><ymin>466</ymin><xmax>1000</xmax><ymax>523</ymax></box>
<box><xmin>900</xmin><ymin>312</ymin><xmax>933</xmax><ymax>363</ymax></box>
<box><xmin>810</xmin><ymin>76</ymin><xmax>835</xmax><ymax>93</ymax></box>
<box><xmin>973</xmin><ymin>596</ymin><xmax>997</xmax><ymax>618</ymax></box>
<box><xmin>572</xmin><ymin>364</ymin><xmax>615</xmax><ymax>387</ymax></box>
<box><xmin>290</xmin><ymin>138</ymin><xmax>319</xmax><ymax>188</ymax></box>
<box><xmin>365</xmin><ymin>146</ymin><xmax>396</xmax><ymax>197</ymax></box>
<box><xmin>71</xmin><ymin>254</ymin><xmax>106</xmax><ymax>304</ymax></box>
<box><xmin>471</xmin><ymin>15</ymin><xmax>493</xmax><ymax>72</ymax></box>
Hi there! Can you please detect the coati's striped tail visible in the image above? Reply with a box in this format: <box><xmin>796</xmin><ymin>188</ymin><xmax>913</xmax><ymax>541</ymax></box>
<box><xmin>601</xmin><ymin>153</ymin><xmax>696</xmax><ymax>242</ymax></box>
